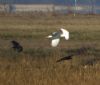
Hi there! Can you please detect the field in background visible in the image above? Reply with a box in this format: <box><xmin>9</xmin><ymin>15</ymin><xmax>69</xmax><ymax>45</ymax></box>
<box><xmin>0</xmin><ymin>14</ymin><xmax>100</xmax><ymax>85</ymax></box>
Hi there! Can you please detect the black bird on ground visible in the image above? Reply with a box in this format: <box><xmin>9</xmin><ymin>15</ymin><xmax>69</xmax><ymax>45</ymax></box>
<box><xmin>56</xmin><ymin>46</ymin><xmax>91</xmax><ymax>63</ymax></box>
<box><xmin>11</xmin><ymin>40</ymin><xmax>23</xmax><ymax>52</ymax></box>
<box><xmin>56</xmin><ymin>54</ymin><xmax>73</xmax><ymax>62</ymax></box>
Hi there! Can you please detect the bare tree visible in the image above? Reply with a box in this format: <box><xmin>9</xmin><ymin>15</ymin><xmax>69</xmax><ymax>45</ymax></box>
<box><xmin>90</xmin><ymin>0</ymin><xmax>96</xmax><ymax>14</ymax></box>
<box><xmin>74</xmin><ymin>0</ymin><xmax>77</xmax><ymax>16</ymax></box>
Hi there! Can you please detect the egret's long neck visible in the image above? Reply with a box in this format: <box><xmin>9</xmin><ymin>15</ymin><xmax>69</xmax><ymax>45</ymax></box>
<box><xmin>47</xmin><ymin>35</ymin><xmax>52</xmax><ymax>38</ymax></box>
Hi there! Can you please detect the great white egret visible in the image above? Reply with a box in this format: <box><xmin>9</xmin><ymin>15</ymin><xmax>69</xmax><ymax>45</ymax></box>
<box><xmin>47</xmin><ymin>28</ymin><xmax>69</xmax><ymax>47</ymax></box>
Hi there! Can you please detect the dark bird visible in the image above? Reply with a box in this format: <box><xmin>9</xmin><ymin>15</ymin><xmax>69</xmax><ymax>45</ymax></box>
<box><xmin>56</xmin><ymin>54</ymin><xmax>73</xmax><ymax>62</ymax></box>
<box><xmin>56</xmin><ymin>46</ymin><xmax>90</xmax><ymax>63</ymax></box>
<box><xmin>11</xmin><ymin>40</ymin><xmax>23</xmax><ymax>52</ymax></box>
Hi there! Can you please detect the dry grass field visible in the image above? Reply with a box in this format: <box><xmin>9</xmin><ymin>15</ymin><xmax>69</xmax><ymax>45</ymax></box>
<box><xmin>0</xmin><ymin>13</ymin><xmax>100</xmax><ymax>85</ymax></box>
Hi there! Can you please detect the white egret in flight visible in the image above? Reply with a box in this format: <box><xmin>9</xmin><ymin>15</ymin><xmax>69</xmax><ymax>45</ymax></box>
<box><xmin>47</xmin><ymin>28</ymin><xmax>69</xmax><ymax>47</ymax></box>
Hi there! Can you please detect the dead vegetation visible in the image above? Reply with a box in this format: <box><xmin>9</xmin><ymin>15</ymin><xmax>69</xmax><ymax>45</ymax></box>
<box><xmin>0</xmin><ymin>14</ymin><xmax>100</xmax><ymax>85</ymax></box>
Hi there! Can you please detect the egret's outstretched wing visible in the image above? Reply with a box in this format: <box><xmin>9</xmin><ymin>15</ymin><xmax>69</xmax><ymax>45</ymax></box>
<box><xmin>60</xmin><ymin>28</ymin><xmax>69</xmax><ymax>40</ymax></box>
<box><xmin>51</xmin><ymin>38</ymin><xmax>60</xmax><ymax>47</ymax></box>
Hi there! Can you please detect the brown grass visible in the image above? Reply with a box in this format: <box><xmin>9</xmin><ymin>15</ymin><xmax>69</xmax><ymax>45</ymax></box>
<box><xmin>0</xmin><ymin>14</ymin><xmax>100</xmax><ymax>85</ymax></box>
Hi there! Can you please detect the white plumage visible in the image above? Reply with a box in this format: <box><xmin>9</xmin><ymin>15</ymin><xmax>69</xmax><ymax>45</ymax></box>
<box><xmin>60</xmin><ymin>28</ymin><xmax>69</xmax><ymax>40</ymax></box>
<box><xmin>47</xmin><ymin>28</ymin><xmax>69</xmax><ymax>47</ymax></box>
<box><xmin>51</xmin><ymin>38</ymin><xmax>60</xmax><ymax>47</ymax></box>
